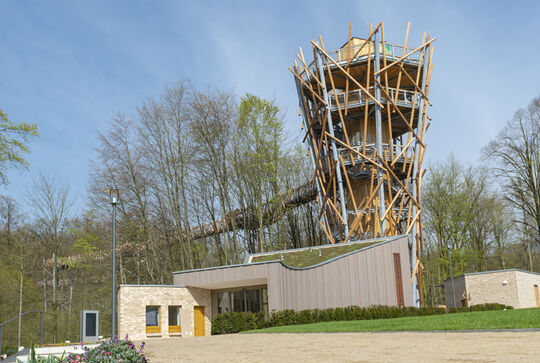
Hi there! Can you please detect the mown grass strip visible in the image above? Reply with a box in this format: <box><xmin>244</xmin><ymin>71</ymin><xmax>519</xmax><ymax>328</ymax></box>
<box><xmin>245</xmin><ymin>308</ymin><xmax>540</xmax><ymax>333</ymax></box>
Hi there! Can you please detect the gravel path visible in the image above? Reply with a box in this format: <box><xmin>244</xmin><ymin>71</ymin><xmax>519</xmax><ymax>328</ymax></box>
<box><xmin>137</xmin><ymin>331</ymin><xmax>540</xmax><ymax>362</ymax></box>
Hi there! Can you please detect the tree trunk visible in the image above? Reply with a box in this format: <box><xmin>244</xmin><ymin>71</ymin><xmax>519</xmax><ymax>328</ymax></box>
<box><xmin>17</xmin><ymin>269</ymin><xmax>23</xmax><ymax>348</ymax></box>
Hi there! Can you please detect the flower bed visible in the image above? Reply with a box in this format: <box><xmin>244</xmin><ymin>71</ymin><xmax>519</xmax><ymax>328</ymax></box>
<box><xmin>19</xmin><ymin>336</ymin><xmax>146</xmax><ymax>363</ymax></box>
<box><xmin>64</xmin><ymin>337</ymin><xmax>146</xmax><ymax>363</ymax></box>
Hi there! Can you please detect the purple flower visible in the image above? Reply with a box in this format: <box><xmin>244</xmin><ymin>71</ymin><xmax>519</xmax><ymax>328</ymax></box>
<box><xmin>125</xmin><ymin>333</ymin><xmax>129</xmax><ymax>340</ymax></box>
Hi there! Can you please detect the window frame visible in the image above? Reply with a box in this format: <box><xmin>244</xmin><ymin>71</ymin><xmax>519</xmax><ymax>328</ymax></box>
<box><xmin>145</xmin><ymin>305</ymin><xmax>161</xmax><ymax>334</ymax></box>
<box><xmin>168</xmin><ymin>305</ymin><xmax>181</xmax><ymax>333</ymax></box>
<box><xmin>216</xmin><ymin>286</ymin><xmax>269</xmax><ymax>316</ymax></box>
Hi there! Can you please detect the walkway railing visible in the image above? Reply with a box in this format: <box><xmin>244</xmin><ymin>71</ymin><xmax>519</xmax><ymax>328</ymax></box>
<box><xmin>330</xmin><ymin>41</ymin><xmax>421</xmax><ymax>63</ymax></box>
<box><xmin>0</xmin><ymin>310</ymin><xmax>43</xmax><ymax>355</ymax></box>
<box><xmin>306</xmin><ymin>41</ymin><xmax>421</xmax><ymax>78</ymax></box>
<box><xmin>339</xmin><ymin>143</ymin><xmax>413</xmax><ymax>165</ymax></box>
<box><xmin>329</xmin><ymin>87</ymin><xmax>421</xmax><ymax>111</ymax></box>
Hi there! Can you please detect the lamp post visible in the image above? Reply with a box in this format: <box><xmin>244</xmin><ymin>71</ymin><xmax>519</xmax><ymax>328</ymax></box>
<box><xmin>447</xmin><ymin>241</ymin><xmax>456</xmax><ymax>308</ymax></box>
<box><xmin>104</xmin><ymin>188</ymin><xmax>122</xmax><ymax>340</ymax></box>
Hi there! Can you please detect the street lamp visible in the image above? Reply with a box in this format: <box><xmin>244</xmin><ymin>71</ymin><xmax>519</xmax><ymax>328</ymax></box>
<box><xmin>104</xmin><ymin>187</ymin><xmax>122</xmax><ymax>340</ymax></box>
<box><xmin>447</xmin><ymin>241</ymin><xmax>456</xmax><ymax>308</ymax></box>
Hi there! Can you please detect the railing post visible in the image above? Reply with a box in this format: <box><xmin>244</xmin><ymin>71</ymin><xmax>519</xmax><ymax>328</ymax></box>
<box><xmin>40</xmin><ymin>312</ymin><xmax>43</xmax><ymax>347</ymax></box>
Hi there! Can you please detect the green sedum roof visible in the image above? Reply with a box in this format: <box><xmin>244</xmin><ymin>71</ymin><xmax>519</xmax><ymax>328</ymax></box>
<box><xmin>249</xmin><ymin>241</ymin><xmax>380</xmax><ymax>268</ymax></box>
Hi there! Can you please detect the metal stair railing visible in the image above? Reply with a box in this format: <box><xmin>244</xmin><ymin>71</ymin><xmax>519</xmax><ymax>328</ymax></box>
<box><xmin>0</xmin><ymin>310</ymin><xmax>43</xmax><ymax>356</ymax></box>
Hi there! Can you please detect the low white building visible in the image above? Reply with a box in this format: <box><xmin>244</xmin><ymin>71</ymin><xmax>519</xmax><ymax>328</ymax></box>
<box><xmin>444</xmin><ymin>269</ymin><xmax>540</xmax><ymax>309</ymax></box>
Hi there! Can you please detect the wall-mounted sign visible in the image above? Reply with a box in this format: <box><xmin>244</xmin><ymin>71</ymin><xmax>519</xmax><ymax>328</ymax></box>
<box><xmin>80</xmin><ymin>310</ymin><xmax>99</xmax><ymax>343</ymax></box>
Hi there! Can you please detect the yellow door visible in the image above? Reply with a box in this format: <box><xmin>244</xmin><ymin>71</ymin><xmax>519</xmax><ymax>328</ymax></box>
<box><xmin>534</xmin><ymin>285</ymin><xmax>540</xmax><ymax>307</ymax></box>
<box><xmin>194</xmin><ymin>306</ymin><xmax>205</xmax><ymax>336</ymax></box>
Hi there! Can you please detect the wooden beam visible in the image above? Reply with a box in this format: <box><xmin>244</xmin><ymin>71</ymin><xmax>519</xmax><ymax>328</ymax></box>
<box><xmin>319</xmin><ymin>218</ymin><xmax>335</xmax><ymax>244</ymax></box>
<box><xmin>344</xmin><ymin>22</ymin><xmax>352</xmax><ymax>116</ymax></box>
<box><xmin>380</xmin><ymin>189</ymin><xmax>402</xmax><ymax>223</ymax></box>
<box><xmin>311</xmin><ymin>41</ymin><xmax>384</xmax><ymax>108</ymax></box>
<box><xmin>394</xmin><ymin>22</ymin><xmax>410</xmax><ymax>104</ymax></box>
<box><xmin>391</xmin><ymin>136</ymin><xmax>414</xmax><ymax>167</ymax></box>
<box><xmin>375</xmin><ymin>37</ymin><xmax>436</xmax><ymax>75</ymax></box>
<box><xmin>340</xmin><ymin>154</ymin><xmax>359</xmax><ymax>216</ymax></box>
<box><xmin>297</xmin><ymin>48</ymin><xmax>323</xmax><ymax>88</ymax></box>
<box><xmin>377</xmin><ymin>153</ymin><xmax>420</xmax><ymax>208</ymax></box>
<box><xmin>289</xmin><ymin>67</ymin><xmax>327</xmax><ymax>105</ymax></box>
<box><xmin>344</xmin><ymin>179</ymin><xmax>383</xmax><ymax>242</ymax></box>
<box><xmin>324</xmin><ymin>131</ymin><xmax>385</xmax><ymax>169</ymax></box>
<box><xmin>405</xmin><ymin>210</ymin><xmax>421</xmax><ymax>235</ymax></box>
<box><xmin>343</xmin><ymin>23</ymin><xmax>381</xmax><ymax>69</ymax></box>
<box><xmin>319</xmin><ymin>35</ymin><xmax>354</xmax><ymax>166</ymax></box>
<box><xmin>374</xmin><ymin>78</ymin><xmax>426</xmax><ymax>148</ymax></box>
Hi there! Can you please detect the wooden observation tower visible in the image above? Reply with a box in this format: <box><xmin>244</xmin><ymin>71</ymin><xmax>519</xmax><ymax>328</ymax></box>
<box><xmin>291</xmin><ymin>22</ymin><xmax>434</xmax><ymax>304</ymax></box>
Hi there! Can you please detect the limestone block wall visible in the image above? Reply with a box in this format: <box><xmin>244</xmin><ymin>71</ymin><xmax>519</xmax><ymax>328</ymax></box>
<box><xmin>465</xmin><ymin>271</ymin><xmax>519</xmax><ymax>308</ymax></box>
<box><xmin>515</xmin><ymin>271</ymin><xmax>540</xmax><ymax>308</ymax></box>
<box><xmin>118</xmin><ymin>285</ymin><xmax>211</xmax><ymax>340</ymax></box>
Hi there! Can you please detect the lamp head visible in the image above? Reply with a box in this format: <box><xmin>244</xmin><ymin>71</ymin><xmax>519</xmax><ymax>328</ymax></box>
<box><xmin>103</xmin><ymin>187</ymin><xmax>123</xmax><ymax>204</ymax></box>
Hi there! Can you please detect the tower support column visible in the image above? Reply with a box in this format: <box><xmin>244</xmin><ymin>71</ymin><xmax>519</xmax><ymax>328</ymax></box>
<box><xmin>315</xmin><ymin>47</ymin><xmax>349</xmax><ymax>241</ymax></box>
<box><xmin>410</xmin><ymin>41</ymin><xmax>431</xmax><ymax>307</ymax></box>
<box><xmin>293</xmin><ymin>75</ymin><xmax>329</xmax><ymax>241</ymax></box>
<box><xmin>373</xmin><ymin>28</ymin><xmax>386</xmax><ymax>236</ymax></box>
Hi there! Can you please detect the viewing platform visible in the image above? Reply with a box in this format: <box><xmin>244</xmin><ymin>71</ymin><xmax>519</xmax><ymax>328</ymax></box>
<box><xmin>302</xmin><ymin>38</ymin><xmax>423</xmax><ymax>86</ymax></box>
<box><xmin>318</xmin><ymin>142</ymin><xmax>414</xmax><ymax>179</ymax></box>
<box><xmin>329</xmin><ymin>86</ymin><xmax>421</xmax><ymax>112</ymax></box>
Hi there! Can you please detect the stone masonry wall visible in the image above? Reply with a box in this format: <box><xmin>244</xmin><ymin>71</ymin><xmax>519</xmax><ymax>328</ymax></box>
<box><xmin>118</xmin><ymin>285</ymin><xmax>211</xmax><ymax>341</ymax></box>
<box><xmin>515</xmin><ymin>271</ymin><xmax>540</xmax><ymax>308</ymax></box>
<box><xmin>465</xmin><ymin>271</ymin><xmax>519</xmax><ymax>308</ymax></box>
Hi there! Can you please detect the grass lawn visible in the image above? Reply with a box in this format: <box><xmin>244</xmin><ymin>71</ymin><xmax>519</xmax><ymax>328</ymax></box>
<box><xmin>250</xmin><ymin>241</ymin><xmax>379</xmax><ymax>268</ymax></box>
<box><xmin>245</xmin><ymin>308</ymin><xmax>540</xmax><ymax>333</ymax></box>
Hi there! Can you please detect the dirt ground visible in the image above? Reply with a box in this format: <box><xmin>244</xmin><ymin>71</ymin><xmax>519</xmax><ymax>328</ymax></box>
<box><xmin>137</xmin><ymin>331</ymin><xmax>540</xmax><ymax>362</ymax></box>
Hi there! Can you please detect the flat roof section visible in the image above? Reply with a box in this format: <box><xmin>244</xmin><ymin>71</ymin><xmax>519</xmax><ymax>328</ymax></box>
<box><xmin>249</xmin><ymin>240</ymin><xmax>380</xmax><ymax>268</ymax></box>
<box><xmin>444</xmin><ymin>268</ymin><xmax>540</xmax><ymax>282</ymax></box>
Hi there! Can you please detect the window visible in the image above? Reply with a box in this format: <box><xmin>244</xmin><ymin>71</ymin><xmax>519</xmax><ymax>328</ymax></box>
<box><xmin>217</xmin><ymin>288</ymin><xmax>268</xmax><ymax>316</ymax></box>
<box><xmin>231</xmin><ymin>290</ymin><xmax>245</xmax><ymax>312</ymax></box>
<box><xmin>146</xmin><ymin>306</ymin><xmax>160</xmax><ymax>334</ymax></box>
<box><xmin>245</xmin><ymin>289</ymin><xmax>261</xmax><ymax>313</ymax></box>
<box><xmin>261</xmin><ymin>288</ymin><xmax>268</xmax><ymax>318</ymax></box>
<box><xmin>168</xmin><ymin>306</ymin><xmax>181</xmax><ymax>333</ymax></box>
<box><xmin>217</xmin><ymin>292</ymin><xmax>230</xmax><ymax>314</ymax></box>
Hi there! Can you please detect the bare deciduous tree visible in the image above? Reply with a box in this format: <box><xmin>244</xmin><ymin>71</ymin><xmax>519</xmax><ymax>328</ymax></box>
<box><xmin>483</xmin><ymin>96</ymin><xmax>540</xmax><ymax>266</ymax></box>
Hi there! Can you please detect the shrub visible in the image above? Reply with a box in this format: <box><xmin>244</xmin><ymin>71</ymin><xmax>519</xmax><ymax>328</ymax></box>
<box><xmin>296</xmin><ymin>309</ymin><xmax>313</xmax><ymax>325</ymax></box>
<box><xmin>211</xmin><ymin>303</ymin><xmax>514</xmax><ymax>334</ymax></box>
<box><xmin>334</xmin><ymin>307</ymin><xmax>347</xmax><ymax>321</ymax></box>
<box><xmin>448</xmin><ymin>303</ymin><xmax>513</xmax><ymax>313</ymax></box>
<box><xmin>269</xmin><ymin>310</ymin><xmax>296</xmax><ymax>327</ymax></box>
<box><xmin>211</xmin><ymin>312</ymin><xmax>261</xmax><ymax>335</ymax></box>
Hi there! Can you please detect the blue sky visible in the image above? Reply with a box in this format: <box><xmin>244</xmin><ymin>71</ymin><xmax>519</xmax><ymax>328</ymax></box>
<box><xmin>1</xmin><ymin>0</ymin><xmax>539</xmax><ymax>213</ymax></box>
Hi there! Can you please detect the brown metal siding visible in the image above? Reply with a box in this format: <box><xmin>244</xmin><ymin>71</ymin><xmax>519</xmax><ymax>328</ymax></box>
<box><xmin>174</xmin><ymin>236</ymin><xmax>413</xmax><ymax>311</ymax></box>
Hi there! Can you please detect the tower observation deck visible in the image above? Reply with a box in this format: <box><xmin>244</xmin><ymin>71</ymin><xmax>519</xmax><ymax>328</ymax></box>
<box><xmin>291</xmin><ymin>22</ymin><xmax>434</xmax><ymax>305</ymax></box>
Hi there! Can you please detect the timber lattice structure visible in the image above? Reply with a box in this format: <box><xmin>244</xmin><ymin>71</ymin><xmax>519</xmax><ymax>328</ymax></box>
<box><xmin>290</xmin><ymin>22</ymin><xmax>434</xmax><ymax>303</ymax></box>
